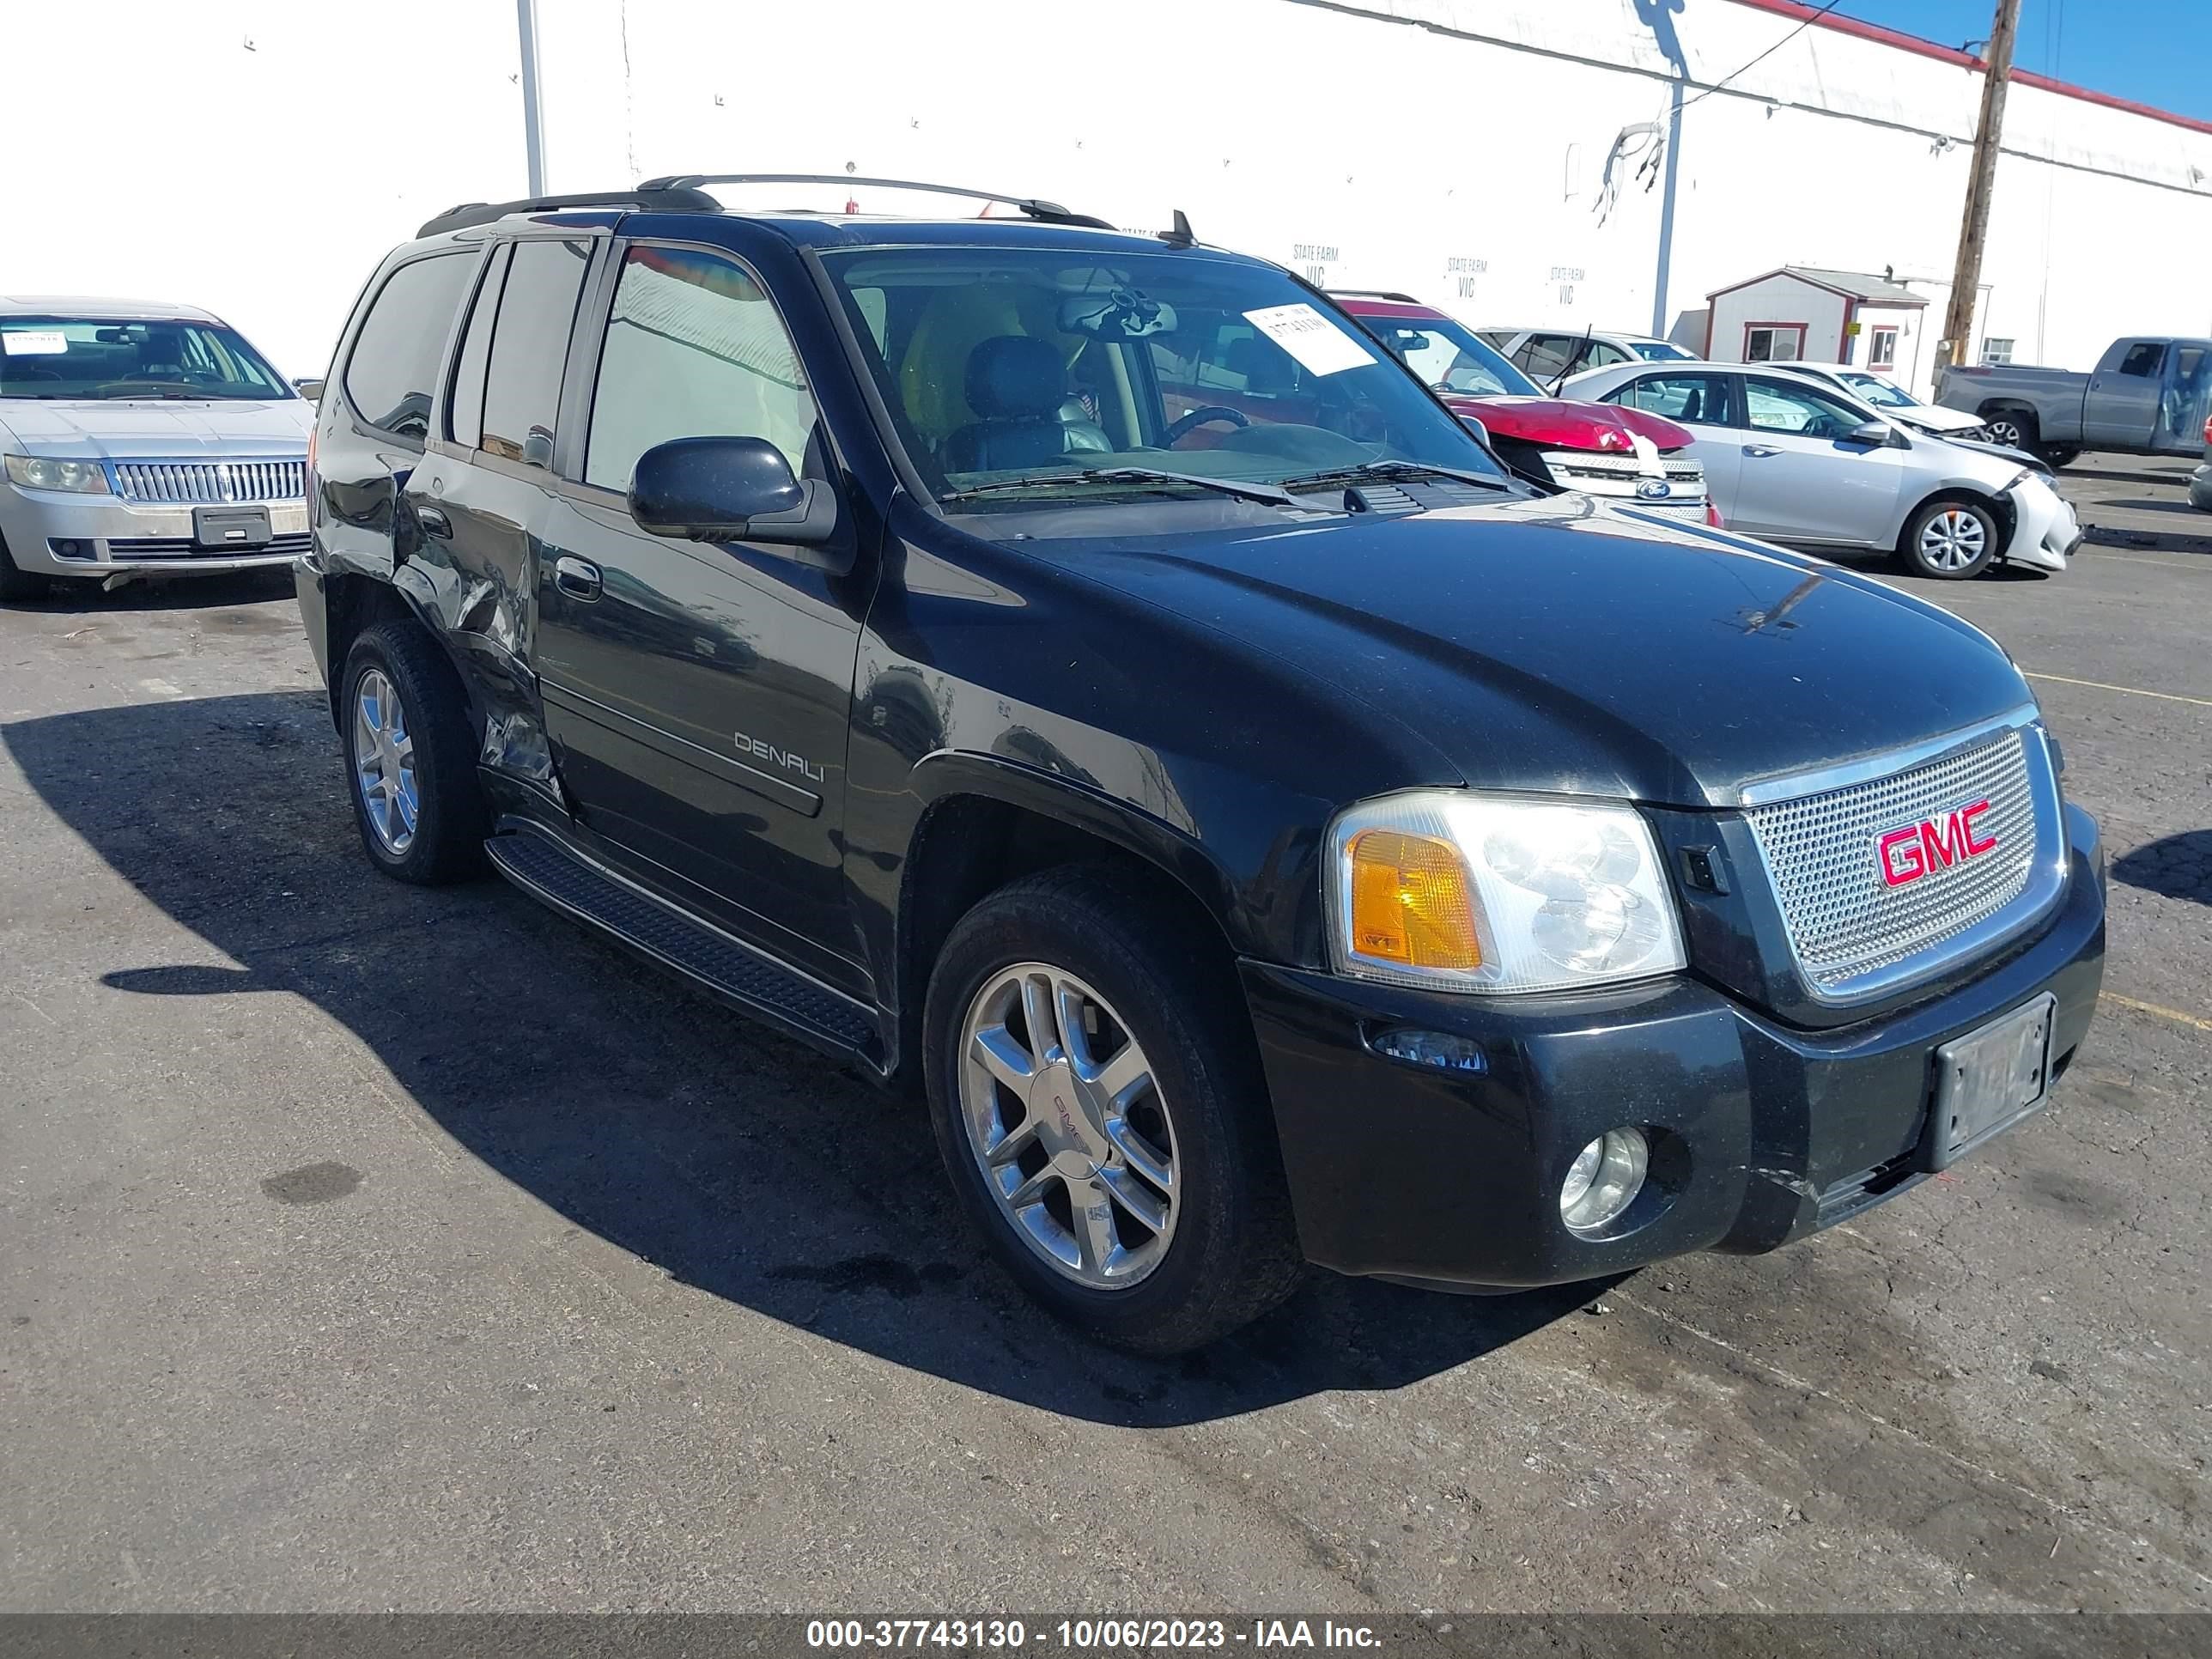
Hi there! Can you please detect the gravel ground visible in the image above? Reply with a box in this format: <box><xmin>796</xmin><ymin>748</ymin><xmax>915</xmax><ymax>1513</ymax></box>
<box><xmin>2</xmin><ymin>513</ymin><xmax>2207</xmax><ymax>1613</ymax></box>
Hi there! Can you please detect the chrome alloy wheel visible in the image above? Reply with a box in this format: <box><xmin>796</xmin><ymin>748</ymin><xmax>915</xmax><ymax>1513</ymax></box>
<box><xmin>1985</xmin><ymin>417</ymin><xmax>2027</xmax><ymax>449</ymax></box>
<box><xmin>1918</xmin><ymin>507</ymin><xmax>1989</xmax><ymax>572</ymax></box>
<box><xmin>957</xmin><ymin>962</ymin><xmax>1180</xmax><ymax>1288</ymax></box>
<box><xmin>351</xmin><ymin>667</ymin><xmax>419</xmax><ymax>855</ymax></box>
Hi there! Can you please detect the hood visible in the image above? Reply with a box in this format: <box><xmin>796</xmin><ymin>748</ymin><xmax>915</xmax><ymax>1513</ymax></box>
<box><xmin>1935</xmin><ymin>434</ymin><xmax>2050</xmax><ymax>473</ymax></box>
<box><xmin>1048</xmin><ymin>495</ymin><xmax>2031</xmax><ymax>809</ymax></box>
<box><xmin>1897</xmin><ymin>404</ymin><xmax>1986</xmax><ymax>434</ymax></box>
<box><xmin>1443</xmin><ymin>392</ymin><xmax>1692</xmax><ymax>454</ymax></box>
<box><xmin>0</xmin><ymin>398</ymin><xmax>310</xmax><ymax>459</ymax></box>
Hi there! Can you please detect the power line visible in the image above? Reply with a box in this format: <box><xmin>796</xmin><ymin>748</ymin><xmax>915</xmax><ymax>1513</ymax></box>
<box><xmin>1681</xmin><ymin>0</ymin><xmax>1851</xmax><ymax>112</ymax></box>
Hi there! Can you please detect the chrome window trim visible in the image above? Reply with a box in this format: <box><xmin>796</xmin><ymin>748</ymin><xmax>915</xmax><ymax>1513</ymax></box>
<box><xmin>1725</xmin><ymin>703</ymin><xmax>2041</xmax><ymax>808</ymax></box>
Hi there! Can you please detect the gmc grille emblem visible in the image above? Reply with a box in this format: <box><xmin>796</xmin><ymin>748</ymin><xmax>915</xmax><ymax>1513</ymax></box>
<box><xmin>1878</xmin><ymin>799</ymin><xmax>1998</xmax><ymax>888</ymax></box>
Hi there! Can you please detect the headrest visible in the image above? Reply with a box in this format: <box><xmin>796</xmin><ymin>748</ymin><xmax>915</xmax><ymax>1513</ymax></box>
<box><xmin>964</xmin><ymin>336</ymin><xmax>1066</xmax><ymax>420</ymax></box>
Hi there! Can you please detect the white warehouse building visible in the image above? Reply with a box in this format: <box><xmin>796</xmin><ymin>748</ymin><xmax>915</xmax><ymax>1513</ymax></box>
<box><xmin>9</xmin><ymin>0</ymin><xmax>2210</xmax><ymax>398</ymax></box>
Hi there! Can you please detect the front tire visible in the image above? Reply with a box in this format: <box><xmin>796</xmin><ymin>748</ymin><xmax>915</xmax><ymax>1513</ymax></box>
<box><xmin>339</xmin><ymin>620</ymin><xmax>487</xmax><ymax>884</ymax></box>
<box><xmin>1899</xmin><ymin>497</ymin><xmax>2000</xmax><ymax>580</ymax></box>
<box><xmin>923</xmin><ymin>866</ymin><xmax>1303</xmax><ymax>1353</ymax></box>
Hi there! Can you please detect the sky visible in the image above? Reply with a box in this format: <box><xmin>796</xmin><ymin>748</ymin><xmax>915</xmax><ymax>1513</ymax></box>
<box><xmin>1831</xmin><ymin>0</ymin><xmax>2210</xmax><ymax>123</ymax></box>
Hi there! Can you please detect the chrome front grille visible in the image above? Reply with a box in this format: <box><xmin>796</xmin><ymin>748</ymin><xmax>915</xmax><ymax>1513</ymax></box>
<box><xmin>1743</xmin><ymin>724</ymin><xmax>2058</xmax><ymax>1000</ymax></box>
<box><xmin>112</xmin><ymin>459</ymin><xmax>305</xmax><ymax>504</ymax></box>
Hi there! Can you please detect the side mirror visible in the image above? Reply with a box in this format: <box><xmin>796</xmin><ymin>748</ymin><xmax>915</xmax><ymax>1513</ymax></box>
<box><xmin>1460</xmin><ymin>414</ymin><xmax>1493</xmax><ymax>450</ymax></box>
<box><xmin>629</xmin><ymin>435</ymin><xmax>838</xmax><ymax>549</ymax></box>
<box><xmin>292</xmin><ymin>376</ymin><xmax>325</xmax><ymax>401</ymax></box>
<box><xmin>1846</xmin><ymin>419</ymin><xmax>1899</xmax><ymax>447</ymax></box>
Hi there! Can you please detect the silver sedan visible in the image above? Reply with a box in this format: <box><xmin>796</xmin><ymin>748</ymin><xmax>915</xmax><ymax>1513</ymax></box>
<box><xmin>1</xmin><ymin>296</ymin><xmax>312</xmax><ymax>600</ymax></box>
<box><xmin>1562</xmin><ymin>359</ymin><xmax>2080</xmax><ymax>580</ymax></box>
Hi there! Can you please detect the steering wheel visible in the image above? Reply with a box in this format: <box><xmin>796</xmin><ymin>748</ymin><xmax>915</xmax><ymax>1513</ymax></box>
<box><xmin>1164</xmin><ymin>405</ymin><xmax>1250</xmax><ymax>446</ymax></box>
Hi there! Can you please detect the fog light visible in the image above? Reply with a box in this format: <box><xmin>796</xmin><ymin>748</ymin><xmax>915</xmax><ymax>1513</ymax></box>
<box><xmin>1560</xmin><ymin>1128</ymin><xmax>1648</xmax><ymax>1234</ymax></box>
<box><xmin>1369</xmin><ymin>1028</ymin><xmax>1486</xmax><ymax>1073</ymax></box>
<box><xmin>48</xmin><ymin>538</ymin><xmax>92</xmax><ymax>560</ymax></box>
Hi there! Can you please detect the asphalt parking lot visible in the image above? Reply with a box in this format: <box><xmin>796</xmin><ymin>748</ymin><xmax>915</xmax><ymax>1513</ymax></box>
<box><xmin>3</xmin><ymin>466</ymin><xmax>2207</xmax><ymax>1614</ymax></box>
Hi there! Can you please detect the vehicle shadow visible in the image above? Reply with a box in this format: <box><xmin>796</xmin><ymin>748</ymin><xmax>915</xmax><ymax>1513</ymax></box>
<box><xmin>2112</xmin><ymin>830</ymin><xmax>2212</xmax><ymax>908</ymax></box>
<box><xmin>13</xmin><ymin>567</ymin><xmax>296</xmax><ymax>613</ymax></box>
<box><xmin>2</xmin><ymin>689</ymin><xmax>1604</xmax><ymax>1426</ymax></box>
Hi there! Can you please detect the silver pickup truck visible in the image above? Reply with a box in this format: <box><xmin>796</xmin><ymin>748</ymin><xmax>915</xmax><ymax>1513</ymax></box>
<box><xmin>1936</xmin><ymin>336</ymin><xmax>2212</xmax><ymax>466</ymax></box>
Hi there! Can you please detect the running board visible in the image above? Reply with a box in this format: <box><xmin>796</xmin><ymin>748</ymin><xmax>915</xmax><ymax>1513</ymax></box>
<box><xmin>485</xmin><ymin>823</ymin><xmax>884</xmax><ymax>1067</ymax></box>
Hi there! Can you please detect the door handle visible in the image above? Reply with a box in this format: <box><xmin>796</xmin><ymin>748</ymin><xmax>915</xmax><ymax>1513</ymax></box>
<box><xmin>554</xmin><ymin>556</ymin><xmax>603</xmax><ymax>602</ymax></box>
<box><xmin>416</xmin><ymin>504</ymin><xmax>453</xmax><ymax>538</ymax></box>
<box><xmin>1743</xmin><ymin>444</ymin><xmax>1783</xmax><ymax>458</ymax></box>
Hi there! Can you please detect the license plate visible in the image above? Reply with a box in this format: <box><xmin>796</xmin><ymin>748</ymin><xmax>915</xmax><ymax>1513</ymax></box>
<box><xmin>192</xmin><ymin>504</ymin><xmax>271</xmax><ymax>549</ymax></box>
<box><xmin>1923</xmin><ymin>994</ymin><xmax>2057</xmax><ymax>1170</ymax></box>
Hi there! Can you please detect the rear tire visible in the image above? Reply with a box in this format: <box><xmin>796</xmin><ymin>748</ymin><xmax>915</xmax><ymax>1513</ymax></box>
<box><xmin>1899</xmin><ymin>496</ymin><xmax>2000</xmax><ymax>580</ymax></box>
<box><xmin>1980</xmin><ymin>405</ymin><xmax>2039</xmax><ymax>456</ymax></box>
<box><xmin>2042</xmin><ymin>447</ymin><xmax>2081</xmax><ymax>470</ymax></box>
<box><xmin>924</xmin><ymin>865</ymin><xmax>1304</xmax><ymax>1353</ymax></box>
<box><xmin>0</xmin><ymin>537</ymin><xmax>48</xmax><ymax>603</ymax></box>
<box><xmin>339</xmin><ymin>620</ymin><xmax>487</xmax><ymax>884</ymax></box>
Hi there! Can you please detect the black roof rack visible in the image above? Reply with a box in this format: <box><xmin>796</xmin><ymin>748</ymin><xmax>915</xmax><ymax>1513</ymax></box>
<box><xmin>640</xmin><ymin>173</ymin><xmax>1118</xmax><ymax>231</ymax></box>
<box><xmin>416</xmin><ymin>186</ymin><xmax>722</xmax><ymax>239</ymax></box>
<box><xmin>1328</xmin><ymin>289</ymin><xmax>1420</xmax><ymax>303</ymax></box>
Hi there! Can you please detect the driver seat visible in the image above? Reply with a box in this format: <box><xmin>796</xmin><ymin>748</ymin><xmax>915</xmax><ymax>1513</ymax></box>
<box><xmin>942</xmin><ymin>336</ymin><xmax>1110</xmax><ymax>472</ymax></box>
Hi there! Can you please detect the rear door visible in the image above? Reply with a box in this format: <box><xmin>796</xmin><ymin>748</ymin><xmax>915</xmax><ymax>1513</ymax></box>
<box><xmin>1600</xmin><ymin>370</ymin><xmax>1743</xmax><ymax>514</ymax></box>
<box><xmin>2155</xmin><ymin>343</ymin><xmax>2210</xmax><ymax>453</ymax></box>
<box><xmin>2084</xmin><ymin>339</ymin><xmax>2165</xmax><ymax>448</ymax></box>
<box><xmin>1731</xmin><ymin>374</ymin><xmax>1907</xmax><ymax>545</ymax></box>
<box><xmin>405</xmin><ymin>233</ymin><xmax>597</xmax><ymax>723</ymax></box>
<box><xmin>531</xmin><ymin>236</ymin><xmax>872</xmax><ymax>991</ymax></box>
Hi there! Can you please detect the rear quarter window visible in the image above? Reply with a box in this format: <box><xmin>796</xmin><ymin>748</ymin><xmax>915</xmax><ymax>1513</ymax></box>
<box><xmin>341</xmin><ymin>252</ymin><xmax>477</xmax><ymax>440</ymax></box>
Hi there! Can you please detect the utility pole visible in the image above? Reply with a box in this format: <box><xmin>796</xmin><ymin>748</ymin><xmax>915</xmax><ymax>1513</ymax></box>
<box><xmin>516</xmin><ymin>0</ymin><xmax>549</xmax><ymax>197</ymax></box>
<box><xmin>1940</xmin><ymin>0</ymin><xmax>2021</xmax><ymax>367</ymax></box>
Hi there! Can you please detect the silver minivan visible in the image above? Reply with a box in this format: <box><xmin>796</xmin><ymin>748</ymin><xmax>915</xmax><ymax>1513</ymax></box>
<box><xmin>0</xmin><ymin>296</ymin><xmax>312</xmax><ymax>599</ymax></box>
<box><xmin>1563</xmin><ymin>358</ymin><xmax>2081</xmax><ymax>580</ymax></box>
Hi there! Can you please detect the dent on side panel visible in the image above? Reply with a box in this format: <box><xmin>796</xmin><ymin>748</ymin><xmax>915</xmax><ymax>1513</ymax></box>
<box><xmin>404</xmin><ymin>498</ymin><xmax>560</xmax><ymax>799</ymax></box>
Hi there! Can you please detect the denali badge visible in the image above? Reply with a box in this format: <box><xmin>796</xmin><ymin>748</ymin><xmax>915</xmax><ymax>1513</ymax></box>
<box><xmin>733</xmin><ymin>731</ymin><xmax>825</xmax><ymax>784</ymax></box>
<box><xmin>1634</xmin><ymin>479</ymin><xmax>1673</xmax><ymax>501</ymax></box>
<box><xmin>1878</xmin><ymin>799</ymin><xmax>1997</xmax><ymax>888</ymax></box>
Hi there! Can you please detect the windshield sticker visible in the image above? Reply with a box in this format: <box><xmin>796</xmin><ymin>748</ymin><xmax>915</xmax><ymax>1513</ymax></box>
<box><xmin>1242</xmin><ymin>304</ymin><xmax>1373</xmax><ymax>377</ymax></box>
<box><xmin>3</xmin><ymin>331</ymin><xmax>69</xmax><ymax>356</ymax></box>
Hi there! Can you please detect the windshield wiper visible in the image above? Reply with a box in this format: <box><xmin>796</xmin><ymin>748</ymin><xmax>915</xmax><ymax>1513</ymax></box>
<box><xmin>1274</xmin><ymin>459</ymin><xmax>1516</xmax><ymax>494</ymax></box>
<box><xmin>942</xmin><ymin>466</ymin><xmax>1300</xmax><ymax>507</ymax></box>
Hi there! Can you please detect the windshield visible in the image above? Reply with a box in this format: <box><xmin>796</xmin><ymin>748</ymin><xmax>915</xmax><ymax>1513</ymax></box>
<box><xmin>1348</xmin><ymin>311</ymin><xmax>1540</xmax><ymax>398</ymax></box>
<box><xmin>1632</xmin><ymin>340</ymin><xmax>1693</xmax><ymax>362</ymax></box>
<box><xmin>0</xmin><ymin>315</ymin><xmax>290</xmax><ymax>401</ymax></box>
<box><xmin>821</xmin><ymin>247</ymin><xmax>1505</xmax><ymax>500</ymax></box>
<box><xmin>1838</xmin><ymin>371</ymin><xmax>1917</xmax><ymax>409</ymax></box>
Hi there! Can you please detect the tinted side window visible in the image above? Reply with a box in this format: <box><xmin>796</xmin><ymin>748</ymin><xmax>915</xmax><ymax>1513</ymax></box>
<box><xmin>481</xmin><ymin>239</ymin><xmax>591</xmax><ymax>466</ymax></box>
<box><xmin>1519</xmin><ymin>334</ymin><xmax>1579</xmax><ymax>382</ymax></box>
<box><xmin>2118</xmin><ymin>342</ymin><xmax>2166</xmax><ymax>379</ymax></box>
<box><xmin>584</xmin><ymin>246</ymin><xmax>819</xmax><ymax>490</ymax></box>
<box><xmin>446</xmin><ymin>245</ymin><xmax>510</xmax><ymax>447</ymax></box>
<box><xmin>342</xmin><ymin>253</ymin><xmax>475</xmax><ymax>440</ymax></box>
<box><xmin>1607</xmin><ymin>372</ymin><xmax>1734</xmax><ymax>426</ymax></box>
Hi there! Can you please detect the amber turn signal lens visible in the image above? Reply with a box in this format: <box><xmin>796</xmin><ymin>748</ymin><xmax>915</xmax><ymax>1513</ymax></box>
<box><xmin>1346</xmin><ymin>829</ymin><xmax>1482</xmax><ymax>970</ymax></box>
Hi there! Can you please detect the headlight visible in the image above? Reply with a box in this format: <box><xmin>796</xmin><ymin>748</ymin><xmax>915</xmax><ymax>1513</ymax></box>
<box><xmin>4</xmin><ymin>454</ymin><xmax>109</xmax><ymax>494</ymax></box>
<box><xmin>1326</xmin><ymin>791</ymin><xmax>1686</xmax><ymax>994</ymax></box>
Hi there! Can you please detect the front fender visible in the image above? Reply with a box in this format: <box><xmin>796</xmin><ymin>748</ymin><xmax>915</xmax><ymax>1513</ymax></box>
<box><xmin>907</xmin><ymin>748</ymin><xmax>1250</xmax><ymax>950</ymax></box>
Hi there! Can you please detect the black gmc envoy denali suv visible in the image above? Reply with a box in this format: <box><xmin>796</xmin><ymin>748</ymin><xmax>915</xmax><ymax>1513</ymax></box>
<box><xmin>297</xmin><ymin>178</ymin><xmax>2105</xmax><ymax>1352</ymax></box>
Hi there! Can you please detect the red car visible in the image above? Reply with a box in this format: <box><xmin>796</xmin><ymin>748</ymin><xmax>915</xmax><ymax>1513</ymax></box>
<box><xmin>1332</xmin><ymin>293</ymin><xmax>1718</xmax><ymax>527</ymax></box>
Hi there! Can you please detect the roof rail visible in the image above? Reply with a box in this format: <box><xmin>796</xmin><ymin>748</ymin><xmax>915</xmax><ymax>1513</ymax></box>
<box><xmin>1328</xmin><ymin>289</ymin><xmax>1420</xmax><ymax>303</ymax></box>
<box><xmin>640</xmin><ymin>173</ymin><xmax>1118</xmax><ymax>231</ymax></box>
<box><xmin>416</xmin><ymin>186</ymin><xmax>722</xmax><ymax>239</ymax></box>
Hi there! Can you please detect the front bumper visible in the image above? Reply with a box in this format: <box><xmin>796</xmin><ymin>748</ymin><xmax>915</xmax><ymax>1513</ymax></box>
<box><xmin>2002</xmin><ymin>476</ymin><xmax>2081</xmax><ymax>572</ymax></box>
<box><xmin>2189</xmin><ymin>462</ymin><xmax>2212</xmax><ymax>513</ymax></box>
<box><xmin>0</xmin><ymin>483</ymin><xmax>307</xmax><ymax>576</ymax></box>
<box><xmin>1243</xmin><ymin>804</ymin><xmax>2105</xmax><ymax>1288</ymax></box>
